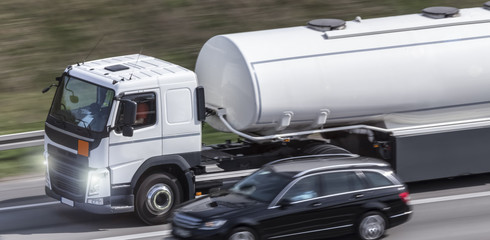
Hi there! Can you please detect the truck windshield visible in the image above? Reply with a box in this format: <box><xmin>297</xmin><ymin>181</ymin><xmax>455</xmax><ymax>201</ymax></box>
<box><xmin>49</xmin><ymin>75</ymin><xmax>115</xmax><ymax>132</ymax></box>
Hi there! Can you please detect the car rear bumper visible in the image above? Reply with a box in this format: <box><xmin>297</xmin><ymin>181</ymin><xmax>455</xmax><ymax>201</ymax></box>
<box><xmin>389</xmin><ymin>210</ymin><xmax>412</xmax><ymax>228</ymax></box>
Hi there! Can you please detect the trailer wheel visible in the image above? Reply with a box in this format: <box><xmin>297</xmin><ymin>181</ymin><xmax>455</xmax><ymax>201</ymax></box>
<box><xmin>135</xmin><ymin>172</ymin><xmax>182</xmax><ymax>225</ymax></box>
<box><xmin>302</xmin><ymin>143</ymin><xmax>351</xmax><ymax>155</ymax></box>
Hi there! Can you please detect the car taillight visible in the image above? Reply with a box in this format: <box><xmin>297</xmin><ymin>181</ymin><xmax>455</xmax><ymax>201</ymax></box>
<box><xmin>399</xmin><ymin>191</ymin><xmax>411</xmax><ymax>204</ymax></box>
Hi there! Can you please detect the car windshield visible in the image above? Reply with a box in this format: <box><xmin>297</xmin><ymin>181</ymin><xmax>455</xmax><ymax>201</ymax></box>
<box><xmin>230</xmin><ymin>167</ymin><xmax>291</xmax><ymax>203</ymax></box>
<box><xmin>49</xmin><ymin>75</ymin><xmax>115</xmax><ymax>132</ymax></box>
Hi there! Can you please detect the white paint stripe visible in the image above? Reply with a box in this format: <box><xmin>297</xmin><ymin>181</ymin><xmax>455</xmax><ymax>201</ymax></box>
<box><xmin>196</xmin><ymin>169</ymin><xmax>258</xmax><ymax>182</ymax></box>
<box><xmin>411</xmin><ymin>191</ymin><xmax>490</xmax><ymax>205</ymax></box>
<box><xmin>0</xmin><ymin>201</ymin><xmax>59</xmax><ymax>212</ymax></box>
<box><xmin>91</xmin><ymin>230</ymin><xmax>172</xmax><ymax>240</ymax></box>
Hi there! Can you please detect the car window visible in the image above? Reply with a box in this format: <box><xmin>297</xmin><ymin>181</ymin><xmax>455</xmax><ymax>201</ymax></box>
<box><xmin>322</xmin><ymin>172</ymin><xmax>364</xmax><ymax>196</ymax></box>
<box><xmin>282</xmin><ymin>175</ymin><xmax>320</xmax><ymax>202</ymax></box>
<box><xmin>231</xmin><ymin>167</ymin><xmax>291</xmax><ymax>203</ymax></box>
<box><xmin>363</xmin><ymin>171</ymin><xmax>394</xmax><ymax>188</ymax></box>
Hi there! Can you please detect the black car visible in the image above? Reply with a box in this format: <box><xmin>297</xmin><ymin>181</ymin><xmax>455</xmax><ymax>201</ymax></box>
<box><xmin>172</xmin><ymin>154</ymin><xmax>412</xmax><ymax>240</ymax></box>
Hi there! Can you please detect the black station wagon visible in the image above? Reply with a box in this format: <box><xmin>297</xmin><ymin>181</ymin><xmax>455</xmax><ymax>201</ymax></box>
<box><xmin>172</xmin><ymin>154</ymin><xmax>412</xmax><ymax>240</ymax></box>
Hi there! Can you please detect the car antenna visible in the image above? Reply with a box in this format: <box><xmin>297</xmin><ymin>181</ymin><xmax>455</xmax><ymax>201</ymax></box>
<box><xmin>79</xmin><ymin>35</ymin><xmax>105</xmax><ymax>66</ymax></box>
<box><xmin>129</xmin><ymin>48</ymin><xmax>143</xmax><ymax>80</ymax></box>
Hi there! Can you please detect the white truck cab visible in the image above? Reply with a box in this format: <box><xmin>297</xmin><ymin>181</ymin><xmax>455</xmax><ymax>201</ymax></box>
<box><xmin>45</xmin><ymin>55</ymin><xmax>203</xmax><ymax>223</ymax></box>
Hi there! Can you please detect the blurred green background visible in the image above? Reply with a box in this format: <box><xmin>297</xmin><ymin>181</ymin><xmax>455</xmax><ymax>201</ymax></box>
<box><xmin>0</xmin><ymin>0</ymin><xmax>486</xmax><ymax>178</ymax></box>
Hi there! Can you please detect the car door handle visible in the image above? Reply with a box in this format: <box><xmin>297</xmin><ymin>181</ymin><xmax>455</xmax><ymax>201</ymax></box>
<box><xmin>353</xmin><ymin>194</ymin><xmax>364</xmax><ymax>199</ymax></box>
<box><xmin>311</xmin><ymin>202</ymin><xmax>322</xmax><ymax>207</ymax></box>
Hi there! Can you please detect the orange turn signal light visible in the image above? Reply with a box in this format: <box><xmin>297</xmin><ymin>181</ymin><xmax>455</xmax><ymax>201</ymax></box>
<box><xmin>78</xmin><ymin>140</ymin><xmax>89</xmax><ymax>157</ymax></box>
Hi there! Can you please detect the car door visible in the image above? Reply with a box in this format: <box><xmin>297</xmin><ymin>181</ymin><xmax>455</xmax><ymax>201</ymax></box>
<box><xmin>315</xmin><ymin>170</ymin><xmax>369</xmax><ymax>235</ymax></box>
<box><xmin>260</xmin><ymin>174</ymin><xmax>326</xmax><ymax>240</ymax></box>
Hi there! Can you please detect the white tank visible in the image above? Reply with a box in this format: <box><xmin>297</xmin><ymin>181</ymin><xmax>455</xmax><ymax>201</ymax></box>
<box><xmin>196</xmin><ymin>7</ymin><xmax>490</xmax><ymax>135</ymax></box>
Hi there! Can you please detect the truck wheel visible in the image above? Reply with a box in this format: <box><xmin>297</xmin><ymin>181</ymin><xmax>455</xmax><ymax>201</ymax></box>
<box><xmin>135</xmin><ymin>172</ymin><xmax>182</xmax><ymax>225</ymax></box>
<box><xmin>227</xmin><ymin>227</ymin><xmax>258</xmax><ymax>240</ymax></box>
<box><xmin>357</xmin><ymin>211</ymin><xmax>386</xmax><ymax>240</ymax></box>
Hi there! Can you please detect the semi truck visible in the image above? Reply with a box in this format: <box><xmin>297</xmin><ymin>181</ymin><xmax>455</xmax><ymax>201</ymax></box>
<box><xmin>43</xmin><ymin>4</ymin><xmax>490</xmax><ymax>224</ymax></box>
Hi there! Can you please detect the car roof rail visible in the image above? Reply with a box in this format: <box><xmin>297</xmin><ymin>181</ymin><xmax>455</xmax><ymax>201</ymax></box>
<box><xmin>265</xmin><ymin>153</ymin><xmax>360</xmax><ymax>166</ymax></box>
<box><xmin>294</xmin><ymin>162</ymin><xmax>390</xmax><ymax>178</ymax></box>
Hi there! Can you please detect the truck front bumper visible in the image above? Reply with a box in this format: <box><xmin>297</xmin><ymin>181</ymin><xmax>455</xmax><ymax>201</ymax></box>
<box><xmin>45</xmin><ymin>186</ymin><xmax>134</xmax><ymax>214</ymax></box>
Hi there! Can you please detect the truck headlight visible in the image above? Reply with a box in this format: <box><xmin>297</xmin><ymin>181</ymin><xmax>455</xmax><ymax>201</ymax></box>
<box><xmin>199</xmin><ymin>219</ymin><xmax>227</xmax><ymax>230</ymax></box>
<box><xmin>44</xmin><ymin>159</ymin><xmax>51</xmax><ymax>189</ymax></box>
<box><xmin>87</xmin><ymin>168</ymin><xmax>109</xmax><ymax>196</ymax></box>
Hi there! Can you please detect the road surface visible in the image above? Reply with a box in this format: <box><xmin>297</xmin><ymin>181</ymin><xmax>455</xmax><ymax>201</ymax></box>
<box><xmin>1</xmin><ymin>173</ymin><xmax>490</xmax><ymax>239</ymax></box>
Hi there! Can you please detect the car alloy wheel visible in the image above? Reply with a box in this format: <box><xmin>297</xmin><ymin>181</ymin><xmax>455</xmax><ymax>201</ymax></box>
<box><xmin>358</xmin><ymin>212</ymin><xmax>386</xmax><ymax>240</ymax></box>
<box><xmin>228</xmin><ymin>227</ymin><xmax>257</xmax><ymax>240</ymax></box>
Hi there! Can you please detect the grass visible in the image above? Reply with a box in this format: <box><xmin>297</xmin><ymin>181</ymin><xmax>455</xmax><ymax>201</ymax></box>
<box><xmin>0</xmin><ymin>147</ymin><xmax>45</xmax><ymax>179</ymax></box>
<box><xmin>0</xmin><ymin>0</ymin><xmax>486</xmax><ymax>178</ymax></box>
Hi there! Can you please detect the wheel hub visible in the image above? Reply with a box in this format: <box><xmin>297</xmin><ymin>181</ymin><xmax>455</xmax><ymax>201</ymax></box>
<box><xmin>146</xmin><ymin>183</ymin><xmax>173</xmax><ymax>215</ymax></box>
<box><xmin>229</xmin><ymin>231</ymin><xmax>255</xmax><ymax>240</ymax></box>
<box><xmin>360</xmin><ymin>215</ymin><xmax>385</xmax><ymax>240</ymax></box>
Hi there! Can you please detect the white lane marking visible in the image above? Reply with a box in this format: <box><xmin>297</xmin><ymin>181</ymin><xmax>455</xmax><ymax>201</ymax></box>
<box><xmin>0</xmin><ymin>201</ymin><xmax>59</xmax><ymax>212</ymax></box>
<box><xmin>91</xmin><ymin>230</ymin><xmax>172</xmax><ymax>240</ymax></box>
<box><xmin>411</xmin><ymin>191</ymin><xmax>490</xmax><ymax>205</ymax></box>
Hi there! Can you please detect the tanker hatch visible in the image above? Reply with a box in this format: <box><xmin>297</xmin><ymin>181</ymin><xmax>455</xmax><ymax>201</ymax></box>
<box><xmin>422</xmin><ymin>6</ymin><xmax>459</xmax><ymax>19</ymax></box>
<box><xmin>307</xmin><ymin>19</ymin><xmax>346</xmax><ymax>32</ymax></box>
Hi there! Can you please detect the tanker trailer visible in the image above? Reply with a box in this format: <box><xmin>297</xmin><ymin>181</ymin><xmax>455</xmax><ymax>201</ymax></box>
<box><xmin>198</xmin><ymin>5</ymin><xmax>490</xmax><ymax>181</ymax></box>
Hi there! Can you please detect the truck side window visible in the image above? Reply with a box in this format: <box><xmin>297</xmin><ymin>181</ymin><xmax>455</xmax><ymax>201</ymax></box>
<box><xmin>117</xmin><ymin>93</ymin><xmax>157</xmax><ymax>130</ymax></box>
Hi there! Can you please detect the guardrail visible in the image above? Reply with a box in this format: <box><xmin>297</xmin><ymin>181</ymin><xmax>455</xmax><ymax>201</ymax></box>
<box><xmin>0</xmin><ymin>130</ymin><xmax>44</xmax><ymax>151</ymax></box>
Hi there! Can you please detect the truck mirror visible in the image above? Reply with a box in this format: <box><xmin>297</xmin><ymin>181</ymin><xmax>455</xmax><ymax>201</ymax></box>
<box><xmin>196</xmin><ymin>86</ymin><xmax>206</xmax><ymax>121</ymax></box>
<box><xmin>123</xmin><ymin>100</ymin><xmax>137</xmax><ymax>126</ymax></box>
<box><xmin>122</xmin><ymin>125</ymin><xmax>134</xmax><ymax>137</ymax></box>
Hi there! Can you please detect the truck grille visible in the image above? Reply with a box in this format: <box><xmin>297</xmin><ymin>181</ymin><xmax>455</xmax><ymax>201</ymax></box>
<box><xmin>48</xmin><ymin>144</ymin><xmax>89</xmax><ymax>202</ymax></box>
<box><xmin>173</xmin><ymin>213</ymin><xmax>202</xmax><ymax>229</ymax></box>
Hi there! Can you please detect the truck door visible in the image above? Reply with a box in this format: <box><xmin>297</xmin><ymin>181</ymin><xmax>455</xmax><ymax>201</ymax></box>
<box><xmin>109</xmin><ymin>91</ymin><xmax>163</xmax><ymax>185</ymax></box>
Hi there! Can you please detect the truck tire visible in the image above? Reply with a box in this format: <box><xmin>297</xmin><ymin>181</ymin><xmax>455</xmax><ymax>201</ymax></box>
<box><xmin>302</xmin><ymin>143</ymin><xmax>351</xmax><ymax>155</ymax></box>
<box><xmin>135</xmin><ymin>172</ymin><xmax>182</xmax><ymax>225</ymax></box>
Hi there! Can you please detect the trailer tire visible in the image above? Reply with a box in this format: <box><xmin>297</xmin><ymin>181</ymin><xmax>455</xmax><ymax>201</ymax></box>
<box><xmin>135</xmin><ymin>172</ymin><xmax>182</xmax><ymax>225</ymax></box>
<box><xmin>302</xmin><ymin>143</ymin><xmax>351</xmax><ymax>155</ymax></box>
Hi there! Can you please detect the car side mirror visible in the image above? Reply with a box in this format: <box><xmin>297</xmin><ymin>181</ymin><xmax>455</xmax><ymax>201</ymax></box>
<box><xmin>277</xmin><ymin>198</ymin><xmax>292</xmax><ymax>209</ymax></box>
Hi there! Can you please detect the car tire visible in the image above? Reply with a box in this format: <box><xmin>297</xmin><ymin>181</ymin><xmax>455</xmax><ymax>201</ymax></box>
<box><xmin>227</xmin><ymin>227</ymin><xmax>258</xmax><ymax>240</ymax></box>
<box><xmin>135</xmin><ymin>172</ymin><xmax>182</xmax><ymax>225</ymax></box>
<box><xmin>357</xmin><ymin>211</ymin><xmax>386</xmax><ymax>240</ymax></box>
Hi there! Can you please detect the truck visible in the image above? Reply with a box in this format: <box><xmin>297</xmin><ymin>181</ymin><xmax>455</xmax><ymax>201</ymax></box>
<box><xmin>43</xmin><ymin>4</ymin><xmax>490</xmax><ymax>225</ymax></box>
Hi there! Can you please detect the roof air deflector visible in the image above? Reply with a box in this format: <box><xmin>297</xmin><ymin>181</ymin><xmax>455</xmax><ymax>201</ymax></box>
<box><xmin>307</xmin><ymin>19</ymin><xmax>346</xmax><ymax>32</ymax></box>
<box><xmin>422</xmin><ymin>6</ymin><xmax>459</xmax><ymax>19</ymax></box>
<box><xmin>104</xmin><ymin>64</ymin><xmax>130</xmax><ymax>72</ymax></box>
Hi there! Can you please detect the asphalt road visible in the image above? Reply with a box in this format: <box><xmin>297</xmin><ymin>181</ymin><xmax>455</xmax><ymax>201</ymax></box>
<box><xmin>1</xmin><ymin>174</ymin><xmax>490</xmax><ymax>240</ymax></box>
